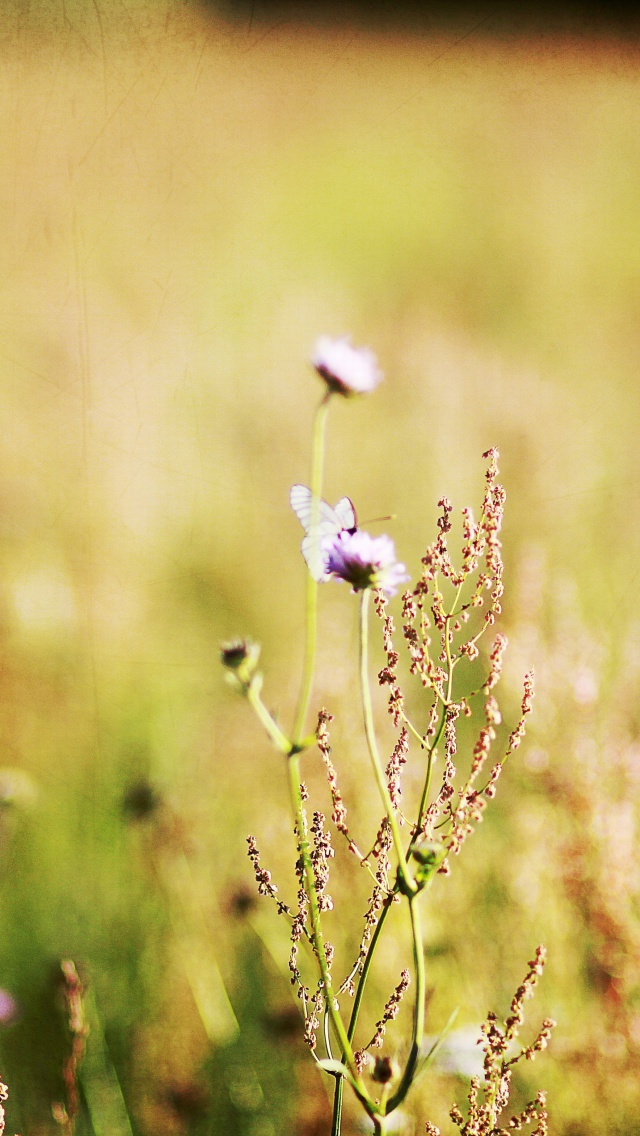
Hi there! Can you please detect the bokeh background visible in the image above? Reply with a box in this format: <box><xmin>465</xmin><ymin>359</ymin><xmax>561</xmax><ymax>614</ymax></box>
<box><xmin>1</xmin><ymin>1</ymin><xmax>640</xmax><ymax>1132</ymax></box>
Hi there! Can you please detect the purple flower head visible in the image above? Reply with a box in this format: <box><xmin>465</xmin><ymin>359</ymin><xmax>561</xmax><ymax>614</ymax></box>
<box><xmin>0</xmin><ymin>988</ymin><xmax>19</xmax><ymax>1027</ymax></box>
<box><xmin>323</xmin><ymin>530</ymin><xmax>409</xmax><ymax>597</ymax></box>
<box><xmin>312</xmin><ymin>336</ymin><xmax>382</xmax><ymax>397</ymax></box>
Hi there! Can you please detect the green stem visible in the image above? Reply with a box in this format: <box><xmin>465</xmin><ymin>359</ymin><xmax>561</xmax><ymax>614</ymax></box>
<box><xmin>400</xmin><ymin>709</ymin><xmax>431</xmax><ymax>750</ymax></box>
<box><xmin>287</xmin><ymin>751</ymin><xmax>371</xmax><ymax>1107</ymax></box>
<box><xmin>412</xmin><ymin>582</ymin><xmax>463</xmax><ymax>841</ymax></box>
<box><xmin>359</xmin><ymin>589</ymin><xmax>416</xmax><ymax>896</ymax></box>
<box><xmin>292</xmin><ymin>391</ymin><xmax>332</xmax><ymax>746</ymax></box>
<box><xmin>444</xmin><ymin>615</ymin><xmax>456</xmax><ymax>704</ymax></box>
<box><xmin>331</xmin><ymin>897</ymin><xmax>394</xmax><ymax>1135</ymax></box>
<box><xmin>247</xmin><ymin>685</ymin><xmax>292</xmax><ymax>754</ymax></box>
<box><xmin>413</xmin><ymin>705</ymin><xmax>447</xmax><ymax>844</ymax></box>
<box><xmin>387</xmin><ymin>896</ymin><xmax>426</xmax><ymax>1113</ymax></box>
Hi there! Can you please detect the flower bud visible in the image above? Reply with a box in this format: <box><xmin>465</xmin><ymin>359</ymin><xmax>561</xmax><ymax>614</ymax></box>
<box><xmin>371</xmin><ymin>1055</ymin><xmax>399</xmax><ymax>1084</ymax></box>
<box><xmin>220</xmin><ymin>639</ymin><xmax>261</xmax><ymax>687</ymax></box>
<box><xmin>411</xmin><ymin>839</ymin><xmax>445</xmax><ymax>867</ymax></box>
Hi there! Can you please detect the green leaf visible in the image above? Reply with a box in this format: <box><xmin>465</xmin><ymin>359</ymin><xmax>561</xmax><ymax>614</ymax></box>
<box><xmin>80</xmin><ymin>990</ymin><xmax>135</xmax><ymax>1136</ymax></box>
<box><xmin>414</xmin><ymin>1006</ymin><xmax>460</xmax><ymax>1085</ymax></box>
<box><xmin>317</xmin><ymin>1058</ymin><xmax>352</xmax><ymax>1079</ymax></box>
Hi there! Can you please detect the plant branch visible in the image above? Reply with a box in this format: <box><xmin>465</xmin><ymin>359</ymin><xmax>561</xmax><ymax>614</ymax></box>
<box><xmin>359</xmin><ymin>588</ymin><xmax>416</xmax><ymax>897</ymax></box>
<box><xmin>287</xmin><ymin>751</ymin><xmax>372</xmax><ymax>1107</ymax></box>
<box><xmin>387</xmin><ymin>895</ymin><xmax>426</xmax><ymax>1113</ymax></box>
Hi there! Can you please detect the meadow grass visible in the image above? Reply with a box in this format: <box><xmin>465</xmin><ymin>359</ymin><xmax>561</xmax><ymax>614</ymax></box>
<box><xmin>0</xmin><ymin>3</ymin><xmax>639</xmax><ymax>1132</ymax></box>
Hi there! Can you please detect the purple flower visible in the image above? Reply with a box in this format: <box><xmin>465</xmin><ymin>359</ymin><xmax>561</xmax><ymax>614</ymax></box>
<box><xmin>323</xmin><ymin>530</ymin><xmax>409</xmax><ymax>597</ymax></box>
<box><xmin>0</xmin><ymin>989</ymin><xmax>19</xmax><ymax>1027</ymax></box>
<box><xmin>312</xmin><ymin>336</ymin><xmax>382</xmax><ymax>397</ymax></box>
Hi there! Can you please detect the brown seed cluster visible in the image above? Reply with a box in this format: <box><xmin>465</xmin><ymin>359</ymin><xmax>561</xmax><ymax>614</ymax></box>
<box><xmin>369</xmin><ymin>450</ymin><xmax>536</xmax><ymax>876</ymax></box>
<box><xmin>289</xmin><ymin>823</ymin><xmax>311</xmax><ymax>1001</ymax></box>
<box><xmin>303</xmin><ymin>984</ymin><xmax>325</xmax><ymax>1052</ymax></box>
<box><xmin>246</xmin><ymin>835</ymin><xmax>286</xmax><ymax>906</ymax></box>
<box><xmin>354</xmin><ymin>968</ymin><xmax>411</xmax><ymax>1068</ymax></box>
<box><xmin>0</xmin><ymin>1076</ymin><xmax>7</xmax><ymax>1136</ymax></box>
<box><xmin>386</xmin><ymin>728</ymin><xmax>409</xmax><ymax>814</ymax></box>
<box><xmin>376</xmin><ymin>590</ymin><xmax>405</xmax><ymax>725</ymax></box>
<box><xmin>246</xmin><ymin>835</ymin><xmax>301</xmax><ymax>992</ymax></box>
<box><xmin>450</xmin><ymin>948</ymin><xmax>555</xmax><ymax>1136</ymax></box>
<box><xmin>505</xmin><ymin>671</ymin><xmax>535</xmax><ymax>758</ymax></box>
<box><xmin>316</xmin><ymin>708</ymin><xmax>350</xmax><ymax>844</ymax></box>
<box><xmin>310</xmin><ymin>811</ymin><xmax>334</xmax><ymax>912</ymax></box>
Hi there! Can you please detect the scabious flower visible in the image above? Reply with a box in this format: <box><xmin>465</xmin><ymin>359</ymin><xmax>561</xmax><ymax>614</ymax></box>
<box><xmin>312</xmin><ymin>336</ymin><xmax>382</xmax><ymax>397</ymax></box>
<box><xmin>324</xmin><ymin>530</ymin><xmax>409</xmax><ymax>597</ymax></box>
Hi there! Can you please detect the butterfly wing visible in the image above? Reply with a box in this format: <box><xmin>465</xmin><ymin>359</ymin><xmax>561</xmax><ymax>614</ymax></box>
<box><xmin>290</xmin><ymin>484</ymin><xmax>341</xmax><ymax>533</ymax></box>
<box><xmin>301</xmin><ymin>531</ymin><xmax>333</xmax><ymax>582</ymax></box>
<box><xmin>291</xmin><ymin>484</ymin><xmax>346</xmax><ymax>582</ymax></box>
<box><xmin>333</xmin><ymin>496</ymin><xmax>357</xmax><ymax>532</ymax></box>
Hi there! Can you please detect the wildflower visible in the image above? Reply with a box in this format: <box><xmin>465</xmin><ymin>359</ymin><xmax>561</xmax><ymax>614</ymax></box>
<box><xmin>0</xmin><ymin>990</ymin><xmax>19</xmax><ymax>1027</ymax></box>
<box><xmin>312</xmin><ymin>335</ymin><xmax>382</xmax><ymax>397</ymax></box>
<box><xmin>324</xmin><ymin>530</ymin><xmax>409</xmax><ymax>597</ymax></box>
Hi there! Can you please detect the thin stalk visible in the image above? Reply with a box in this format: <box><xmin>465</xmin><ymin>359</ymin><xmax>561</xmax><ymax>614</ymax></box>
<box><xmin>412</xmin><ymin>582</ymin><xmax>463</xmax><ymax>839</ymax></box>
<box><xmin>399</xmin><ymin>709</ymin><xmax>431</xmax><ymax>750</ymax></box>
<box><xmin>444</xmin><ymin>613</ymin><xmax>456</xmax><ymax>704</ymax></box>
<box><xmin>387</xmin><ymin>896</ymin><xmax>426</xmax><ymax>1113</ymax></box>
<box><xmin>287</xmin><ymin>751</ymin><xmax>371</xmax><ymax>1107</ymax></box>
<box><xmin>247</xmin><ymin>685</ymin><xmax>292</xmax><ymax>754</ymax></box>
<box><xmin>292</xmin><ymin>391</ymin><xmax>332</xmax><ymax>746</ymax></box>
<box><xmin>359</xmin><ymin>589</ymin><xmax>416</xmax><ymax>896</ymax></box>
<box><xmin>413</xmin><ymin>705</ymin><xmax>447</xmax><ymax>843</ymax></box>
<box><xmin>331</xmin><ymin>897</ymin><xmax>394</xmax><ymax>1136</ymax></box>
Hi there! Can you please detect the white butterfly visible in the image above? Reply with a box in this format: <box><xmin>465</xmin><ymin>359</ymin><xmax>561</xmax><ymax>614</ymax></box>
<box><xmin>290</xmin><ymin>484</ymin><xmax>358</xmax><ymax>582</ymax></box>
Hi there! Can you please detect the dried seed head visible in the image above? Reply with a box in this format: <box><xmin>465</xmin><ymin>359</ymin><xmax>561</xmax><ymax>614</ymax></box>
<box><xmin>310</xmin><ymin>811</ymin><xmax>334</xmax><ymax>912</ymax></box>
<box><xmin>363</xmin><ymin>969</ymin><xmax>411</xmax><ymax>1054</ymax></box>
<box><xmin>0</xmin><ymin>1074</ymin><xmax>9</xmax><ymax>1136</ymax></box>
<box><xmin>316</xmin><ymin>708</ymin><xmax>350</xmax><ymax>840</ymax></box>
<box><xmin>386</xmin><ymin>729</ymin><xmax>409</xmax><ymax>812</ymax></box>
<box><xmin>507</xmin><ymin>671</ymin><xmax>535</xmax><ymax>754</ymax></box>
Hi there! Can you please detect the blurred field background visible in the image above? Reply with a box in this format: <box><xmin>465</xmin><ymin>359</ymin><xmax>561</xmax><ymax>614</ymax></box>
<box><xmin>1</xmin><ymin>1</ymin><xmax>640</xmax><ymax>1133</ymax></box>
